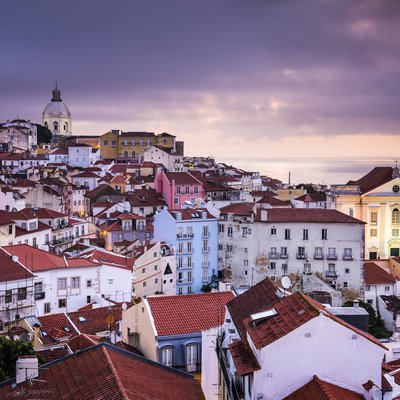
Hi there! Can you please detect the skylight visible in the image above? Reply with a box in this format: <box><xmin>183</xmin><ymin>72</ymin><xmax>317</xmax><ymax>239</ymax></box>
<box><xmin>78</xmin><ymin>316</ymin><xmax>86</xmax><ymax>322</ymax></box>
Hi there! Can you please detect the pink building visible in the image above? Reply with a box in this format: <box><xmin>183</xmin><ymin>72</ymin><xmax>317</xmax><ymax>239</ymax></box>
<box><xmin>155</xmin><ymin>172</ymin><xmax>204</xmax><ymax>209</ymax></box>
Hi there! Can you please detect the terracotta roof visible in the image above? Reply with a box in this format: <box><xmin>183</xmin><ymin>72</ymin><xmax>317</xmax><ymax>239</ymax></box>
<box><xmin>36</xmin><ymin>345</ymin><xmax>70</xmax><ymax>364</ymax></box>
<box><xmin>364</xmin><ymin>262</ymin><xmax>396</xmax><ymax>285</ymax></box>
<box><xmin>4</xmin><ymin>245</ymin><xmax>100</xmax><ymax>272</ymax></box>
<box><xmin>146</xmin><ymin>291</ymin><xmax>234</xmax><ymax>336</ymax></box>
<box><xmin>228</xmin><ymin>339</ymin><xmax>261</xmax><ymax>376</ymax></box>
<box><xmin>294</xmin><ymin>193</ymin><xmax>327</xmax><ymax>202</ymax></box>
<box><xmin>67</xmin><ymin>304</ymin><xmax>123</xmax><ymax>336</ymax></box>
<box><xmin>220</xmin><ymin>202</ymin><xmax>255</xmax><ymax>216</ymax></box>
<box><xmin>39</xmin><ymin>313</ymin><xmax>78</xmax><ymax>345</ymax></box>
<box><xmin>72</xmin><ymin>170</ymin><xmax>100</xmax><ymax>178</ymax></box>
<box><xmin>255</xmin><ymin>208</ymin><xmax>365</xmax><ymax>224</ymax></box>
<box><xmin>257</xmin><ymin>196</ymin><xmax>288</xmax><ymax>206</ymax></box>
<box><xmin>380</xmin><ymin>296</ymin><xmax>400</xmax><ymax>313</ymax></box>
<box><xmin>347</xmin><ymin>167</ymin><xmax>394</xmax><ymax>194</ymax></box>
<box><xmin>0</xmin><ymin>248</ymin><xmax>34</xmax><ymax>282</ymax></box>
<box><xmin>50</xmin><ymin>148</ymin><xmax>68</xmax><ymax>155</ymax></box>
<box><xmin>283</xmin><ymin>375</ymin><xmax>364</xmax><ymax>399</ymax></box>
<box><xmin>227</xmin><ymin>278</ymin><xmax>283</xmax><ymax>339</ymax></box>
<box><xmin>18</xmin><ymin>207</ymin><xmax>66</xmax><ymax>219</ymax></box>
<box><xmin>81</xmin><ymin>248</ymin><xmax>135</xmax><ymax>268</ymax></box>
<box><xmin>244</xmin><ymin>291</ymin><xmax>319</xmax><ymax>349</ymax></box>
<box><xmin>165</xmin><ymin>172</ymin><xmax>203</xmax><ymax>185</ymax></box>
<box><xmin>15</xmin><ymin>221</ymin><xmax>52</xmax><ymax>237</ymax></box>
<box><xmin>168</xmin><ymin>208</ymin><xmax>217</xmax><ymax>221</ymax></box>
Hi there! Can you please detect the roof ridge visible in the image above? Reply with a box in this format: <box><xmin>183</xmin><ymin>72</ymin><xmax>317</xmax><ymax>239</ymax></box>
<box><xmin>101</xmin><ymin>345</ymin><xmax>130</xmax><ymax>400</ymax></box>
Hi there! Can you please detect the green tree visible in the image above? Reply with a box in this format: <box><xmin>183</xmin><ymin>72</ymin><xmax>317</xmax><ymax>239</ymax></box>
<box><xmin>0</xmin><ymin>337</ymin><xmax>35</xmax><ymax>382</ymax></box>
<box><xmin>201</xmin><ymin>283</ymin><xmax>213</xmax><ymax>293</ymax></box>
<box><xmin>35</xmin><ymin>124</ymin><xmax>52</xmax><ymax>144</ymax></box>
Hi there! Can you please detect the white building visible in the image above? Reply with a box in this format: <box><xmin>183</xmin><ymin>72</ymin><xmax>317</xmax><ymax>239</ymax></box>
<box><xmin>209</xmin><ymin>278</ymin><xmax>390</xmax><ymax>400</ymax></box>
<box><xmin>68</xmin><ymin>145</ymin><xmax>92</xmax><ymax>168</ymax></box>
<box><xmin>0</xmin><ymin>119</ymin><xmax>37</xmax><ymax>152</ymax></box>
<box><xmin>42</xmin><ymin>83</ymin><xmax>72</xmax><ymax>137</ymax></box>
<box><xmin>218</xmin><ymin>204</ymin><xmax>365</xmax><ymax>292</ymax></box>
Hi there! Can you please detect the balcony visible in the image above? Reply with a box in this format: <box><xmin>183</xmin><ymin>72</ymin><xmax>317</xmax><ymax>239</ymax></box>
<box><xmin>268</xmin><ymin>252</ymin><xmax>280</xmax><ymax>260</ymax></box>
<box><xmin>202</xmin><ymin>232</ymin><xmax>210</xmax><ymax>238</ymax></box>
<box><xmin>46</xmin><ymin>236</ymin><xmax>75</xmax><ymax>247</ymax></box>
<box><xmin>314</xmin><ymin>253</ymin><xmax>324</xmax><ymax>260</ymax></box>
<box><xmin>342</xmin><ymin>254</ymin><xmax>354</xmax><ymax>261</ymax></box>
<box><xmin>202</xmin><ymin>247</ymin><xmax>210</xmax><ymax>254</ymax></box>
<box><xmin>280</xmin><ymin>253</ymin><xmax>288</xmax><ymax>259</ymax></box>
<box><xmin>34</xmin><ymin>292</ymin><xmax>45</xmax><ymax>300</ymax></box>
<box><xmin>296</xmin><ymin>253</ymin><xmax>307</xmax><ymax>260</ymax></box>
<box><xmin>202</xmin><ymin>261</ymin><xmax>210</xmax><ymax>268</ymax></box>
<box><xmin>326</xmin><ymin>253</ymin><xmax>338</xmax><ymax>260</ymax></box>
<box><xmin>176</xmin><ymin>233</ymin><xmax>194</xmax><ymax>239</ymax></box>
<box><xmin>326</xmin><ymin>270</ymin><xmax>339</xmax><ymax>278</ymax></box>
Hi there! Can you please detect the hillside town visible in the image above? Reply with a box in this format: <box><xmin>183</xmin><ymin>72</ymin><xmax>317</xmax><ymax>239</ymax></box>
<box><xmin>0</xmin><ymin>85</ymin><xmax>399</xmax><ymax>399</ymax></box>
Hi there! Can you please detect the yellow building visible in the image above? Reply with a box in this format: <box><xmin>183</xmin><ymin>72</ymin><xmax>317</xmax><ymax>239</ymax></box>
<box><xmin>332</xmin><ymin>166</ymin><xmax>400</xmax><ymax>260</ymax></box>
<box><xmin>100</xmin><ymin>130</ymin><xmax>119</xmax><ymax>159</ymax></box>
<box><xmin>74</xmin><ymin>135</ymin><xmax>100</xmax><ymax>149</ymax></box>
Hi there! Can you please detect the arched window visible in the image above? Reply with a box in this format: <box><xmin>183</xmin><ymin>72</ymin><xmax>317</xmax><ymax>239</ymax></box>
<box><xmin>131</xmin><ymin>151</ymin><xmax>136</xmax><ymax>159</ymax></box>
<box><xmin>160</xmin><ymin>346</ymin><xmax>174</xmax><ymax>367</ymax></box>
<box><xmin>53</xmin><ymin>121</ymin><xmax>58</xmax><ymax>132</ymax></box>
<box><xmin>393</xmin><ymin>209</ymin><xmax>400</xmax><ymax>225</ymax></box>
<box><xmin>124</xmin><ymin>151</ymin><xmax>128</xmax><ymax>158</ymax></box>
<box><xmin>64</xmin><ymin>122</ymin><xmax>68</xmax><ymax>132</ymax></box>
<box><xmin>44</xmin><ymin>121</ymin><xmax>48</xmax><ymax>128</ymax></box>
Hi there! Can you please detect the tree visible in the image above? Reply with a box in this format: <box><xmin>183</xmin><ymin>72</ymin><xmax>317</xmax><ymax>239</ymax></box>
<box><xmin>201</xmin><ymin>283</ymin><xmax>213</xmax><ymax>293</ymax></box>
<box><xmin>0</xmin><ymin>336</ymin><xmax>35</xmax><ymax>382</ymax></box>
<box><xmin>35</xmin><ymin>124</ymin><xmax>52</xmax><ymax>144</ymax></box>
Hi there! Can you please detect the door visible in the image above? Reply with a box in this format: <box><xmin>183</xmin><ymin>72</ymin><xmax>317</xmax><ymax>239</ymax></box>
<box><xmin>161</xmin><ymin>347</ymin><xmax>173</xmax><ymax>367</ymax></box>
<box><xmin>391</xmin><ymin>248</ymin><xmax>400</xmax><ymax>257</ymax></box>
<box><xmin>186</xmin><ymin>344</ymin><xmax>198</xmax><ymax>372</ymax></box>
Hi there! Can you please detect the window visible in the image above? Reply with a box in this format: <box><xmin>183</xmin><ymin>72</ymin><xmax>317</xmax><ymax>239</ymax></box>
<box><xmin>244</xmin><ymin>260</ymin><xmax>248</xmax><ymax>266</ymax></box>
<box><xmin>370</xmin><ymin>211</ymin><xmax>378</xmax><ymax>225</ymax></box>
<box><xmin>194</xmin><ymin>186</ymin><xmax>199</xmax><ymax>194</ymax></box>
<box><xmin>303</xmin><ymin>229</ymin><xmax>309</xmax><ymax>240</ymax></box>
<box><xmin>343</xmin><ymin>248</ymin><xmax>353</xmax><ymax>260</ymax></box>
<box><xmin>203</xmin><ymin>240</ymin><xmax>209</xmax><ymax>252</ymax></box>
<box><xmin>174</xmin><ymin>197</ymin><xmax>179</xmax><ymax>205</ymax></box>
<box><xmin>5</xmin><ymin>290</ymin><xmax>12</xmax><ymax>303</ymax></box>
<box><xmin>58</xmin><ymin>278</ymin><xmax>67</xmax><ymax>290</ymax></box>
<box><xmin>161</xmin><ymin>347</ymin><xmax>173</xmax><ymax>367</ymax></box>
<box><xmin>108</xmin><ymin>278</ymin><xmax>114</xmax><ymax>284</ymax></box>
<box><xmin>112</xmin><ymin>140</ymin><xmax>116</xmax><ymax>146</ymax></box>
<box><xmin>142</xmin><ymin>268</ymin><xmax>146</xmax><ymax>274</ymax></box>
<box><xmin>71</xmin><ymin>277</ymin><xmax>80</xmax><ymax>289</ymax></box>
<box><xmin>270</xmin><ymin>262</ymin><xmax>276</xmax><ymax>270</ymax></box>
<box><xmin>187</xmin><ymin>242</ymin><xmax>192</xmax><ymax>253</ymax></box>
<box><xmin>202</xmin><ymin>268</ymin><xmax>209</xmax><ymax>282</ymax></box>
<box><xmin>143</xmin><ymin>282</ymin><xmax>147</xmax><ymax>287</ymax></box>
<box><xmin>187</xmin><ymin>271</ymin><xmax>193</xmax><ymax>283</ymax></box>
<box><xmin>218</xmin><ymin>224</ymin><xmax>225</xmax><ymax>233</ymax></box>
<box><xmin>8</xmin><ymin>225</ymin><xmax>12</xmax><ymax>235</ymax></box>
<box><xmin>345</xmin><ymin>268</ymin><xmax>350</xmax><ymax>274</ymax></box>
<box><xmin>271</xmin><ymin>227</ymin><xmax>276</xmax><ymax>235</ymax></box>
<box><xmin>370</xmin><ymin>229</ymin><xmax>377</xmax><ymax>237</ymax></box>
<box><xmin>297</xmin><ymin>247</ymin><xmax>306</xmax><ymax>258</ymax></box>
<box><xmin>155</xmin><ymin>278</ymin><xmax>158</xmax><ymax>284</ymax></box>
<box><xmin>187</xmin><ymin>257</ymin><xmax>192</xmax><ymax>267</ymax></box>
<box><xmin>58</xmin><ymin>298</ymin><xmax>67</xmax><ymax>308</ymax></box>
<box><xmin>32</xmin><ymin>238</ymin><xmax>37</xmax><ymax>247</ymax></box>
<box><xmin>44</xmin><ymin>303</ymin><xmax>51</xmax><ymax>314</ymax></box>
<box><xmin>285</xmin><ymin>229</ymin><xmax>290</xmax><ymax>240</ymax></box>
<box><xmin>176</xmin><ymin>186</ymin><xmax>181</xmax><ymax>194</ymax></box>
<box><xmin>178</xmin><ymin>242</ymin><xmax>183</xmax><ymax>253</ymax></box>
<box><xmin>187</xmin><ymin>286</ymin><xmax>193</xmax><ymax>294</ymax></box>
<box><xmin>393</xmin><ymin>229</ymin><xmax>400</xmax><ymax>237</ymax></box>
<box><xmin>17</xmin><ymin>288</ymin><xmax>27</xmax><ymax>301</ymax></box>
<box><xmin>185</xmin><ymin>186</ymin><xmax>190</xmax><ymax>194</ymax></box>
<box><xmin>281</xmin><ymin>247</ymin><xmax>287</xmax><ymax>257</ymax></box>
<box><xmin>178</xmin><ymin>287</ymin><xmax>183</xmax><ymax>295</ymax></box>
<box><xmin>154</xmin><ymin>265</ymin><xmax>158</xmax><ymax>271</ymax></box>
<box><xmin>29</xmin><ymin>222</ymin><xmax>37</xmax><ymax>230</ymax></box>
<box><xmin>392</xmin><ymin>209</ymin><xmax>400</xmax><ymax>225</ymax></box>
<box><xmin>365</xmin><ymin>285</ymin><xmax>371</xmax><ymax>291</ymax></box>
<box><xmin>385</xmin><ymin>286</ymin><xmax>390</xmax><ymax>291</ymax></box>
<box><xmin>218</xmin><ymin>244</ymin><xmax>223</xmax><ymax>251</ymax></box>
<box><xmin>343</xmin><ymin>282</ymin><xmax>348</xmax><ymax>288</ymax></box>
<box><xmin>203</xmin><ymin>225</ymin><xmax>209</xmax><ymax>237</ymax></box>
<box><xmin>227</xmin><ymin>226</ymin><xmax>233</xmax><ymax>237</ymax></box>
<box><xmin>186</xmin><ymin>344</ymin><xmax>198</xmax><ymax>372</ymax></box>
<box><xmin>178</xmin><ymin>257</ymin><xmax>183</xmax><ymax>269</ymax></box>
<box><xmin>322</xmin><ymin>229</ymin><xmax>328</xmax><ymax>240</ymax></box>
<box><xmin>242</xmin><ymin>227</ymin><xmax>248</xmax><ymax>237</ymax></box>
<box><xmin>87</xmin><ymin>295</ymin><xmax>91</xmax><ymax>304</ymax></box>
<box><xmin>178</xmin><ymin>272</ymin><xmax>183</xmax><ymax>283</ymax></box>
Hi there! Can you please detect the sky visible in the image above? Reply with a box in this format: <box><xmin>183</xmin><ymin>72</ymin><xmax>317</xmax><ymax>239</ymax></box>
<box><xmin>0</xmin><ymin>0</ymin><xmax>399</xmax><ymax>184</ymax></box>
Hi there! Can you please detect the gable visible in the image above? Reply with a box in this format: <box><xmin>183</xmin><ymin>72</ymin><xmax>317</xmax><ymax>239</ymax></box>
<box><xmin>363</xmin><ymin>177</ymin><xmax>400</xmax><ymax>197</ymax></box>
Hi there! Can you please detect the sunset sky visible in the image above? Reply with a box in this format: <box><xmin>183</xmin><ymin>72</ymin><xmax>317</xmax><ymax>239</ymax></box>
<box><xmin>1</xmin><ymin>0</ymin><xmax>399</xmax><ymax>183</ymax></box>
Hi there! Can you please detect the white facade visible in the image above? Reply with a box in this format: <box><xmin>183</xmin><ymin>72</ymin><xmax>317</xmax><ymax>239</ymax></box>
<box><xmin>143</xmin><ymin>145</ymin><xmax>182</xmax><ymax>172</ymax></box>
<box><xmin>218</xmin><ymin>208</ymin><xmax>364</xmax><ymax>291</ymax></box>
<box><xmin>68</xmin><ymin>145</ymin><xmax>92</xmax><ymax>168</ymax></box>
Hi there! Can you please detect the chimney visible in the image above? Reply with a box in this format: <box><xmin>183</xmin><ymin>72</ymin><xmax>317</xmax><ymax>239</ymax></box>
<box><xmin>353</xmin><ymin>299</ymin><xmax>359</xmax><ymax>308</ymax></box>
<box><xmin>260</xmin><ymin>209</ymin><xmax>268</xmax><ymax>222</ymax></box>
<box><xmin>16</xmin><ymin>356</ymin><xmax>39</xmax><ymax>384</ymax></box>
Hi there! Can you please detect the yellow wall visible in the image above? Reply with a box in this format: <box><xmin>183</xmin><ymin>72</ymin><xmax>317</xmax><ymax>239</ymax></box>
<box><xmin>100</xmin><ymin>131</ymin><xmax>119</xmax><ymax>159</ymax></box>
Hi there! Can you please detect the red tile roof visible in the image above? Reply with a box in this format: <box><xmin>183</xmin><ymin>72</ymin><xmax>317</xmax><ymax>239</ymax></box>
<box><xmin>228</xmin><ymin>339</ymin><xmax>261</xmax><ymax>376</ymax></box>
<box><xmin>294</xmin><ymin>193</ymin><xmax>327</xmax><ymax>202</ymax></box>
<box><xmin>0</xmin><ymin>248</ymin><xmax>34</xmax><ymax>282</ymax></box>
<box><xmin>146</xmin><ymin>291</ymin><xmax>234</xmax><ymax>336</ymax></box>
<box><xmin>72</xmin><ymin>170</ymin><xmax>100</xmax><ymax>178</ymax></box>
<box><xmin>4</xmin><ymin>245</ymin><xmax>100</xmax><ymax>272</ymax></box>
<box><xmin>38</xmin><ymin>313</ymin><xmax>78</xmax><ymax>345</ymax></box>
<box><xmin>165</xmin><ymin>172</ymin><xmax>203</xmax><ymax>185</ymax></box>
<box><xmin>255</xmin><ymin>208</ymin><xmax>364</xmax><ymax>224</ymax></box>
<box><xmin>364</xmin><ymin>262</ymin><xmax>396</xmax><ymax>285</ymax></box>
<box><xmin>244</xmin><ymin>291</ymin><xmax>319</xmax><ymax>349</ymax></box>
<box><xmin>220</xmin><ymin>202</ymin><xmax>255</xmax><ymax>216</ymax></box>
<box><xmin>81</xmin><ymin>248</ymin><xmax>135</xmax><ymax>268</ymax></box>
<box><xmin>283</xmin><ymin>375</ymin><xmax>364</xmax><ymax>399</ymax></box>
<box><xmin>347</xmin><ymin>167</ymin><xmax>394</xmax><ymax>194</ymax></box>
<box><xmin>226</xmin><ymin>278</ymin><xmax>283</xmax><ymax>339</ymax></box>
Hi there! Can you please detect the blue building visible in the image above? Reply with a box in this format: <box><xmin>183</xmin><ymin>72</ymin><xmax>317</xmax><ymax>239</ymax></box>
<box><xmin>153</xmin><ymin>208</ymin><xmax>218</xmax><ymax>294</ymax></box>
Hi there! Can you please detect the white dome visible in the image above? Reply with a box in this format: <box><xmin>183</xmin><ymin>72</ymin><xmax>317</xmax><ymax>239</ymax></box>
<box><xmin>42</xmin><ymin>100</ymin><xmax>71</xmax><ymax>118</ymax></box>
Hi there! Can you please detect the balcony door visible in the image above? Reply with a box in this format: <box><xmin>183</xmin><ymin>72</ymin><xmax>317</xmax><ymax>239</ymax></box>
<box><xmin>186</xmin><ymin>344</ymin><xmax>198</xmax><ymax>372</ymax></box>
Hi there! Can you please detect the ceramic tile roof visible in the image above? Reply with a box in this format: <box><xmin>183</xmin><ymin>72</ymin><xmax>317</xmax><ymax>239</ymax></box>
<box><xmin>0</xmin><ymin>248</ymin><xmax>34</xmax><ymax>282</ymax></box>
<box><xmin>347</xmin><ymin>167</ymin><xmax>394</xmax><ymax>194</ymax></box>
<box><xmin>165</xmin><ymin>172</ymin><xmax>203</xmax><ymax>185</ymax></box>
<box><xmin>226</xmin><ymin>278</ymin><xmax>283</xmax><ymax>339</ymax></box>
<box><xmin>380</xmin><ymin>296</ymin><xmax>400</xmax><ymax>313</ymax></box>
<box><xmin>244</xmin><ymin>291</ymin><xmax>319</xmax><ymax>349</ymax></box>
<box><xmin>169</xmin><ymin>208</ymin><xmax>217</xmax><ymax>220</ymax></box>
<box><xmin>38</xmin><ymin>313</ymin><xmax>78</xmax><ymax>346</ymax></box>
<box><xmin>18</xmin><ymin>207</ymin><xmax>66</xmax><ymax>219</ymax></box>
<box><xmin>255</xmin><ymin>208</ymin><xmax>364</xmax><ymax>224</ymax></box>
<box><xmin>146</xmin><ymin>291</ymin><xmax>234</xmax><ymax>336</ymax></box>
<box><xmin>257</xmin><ymin>196</ymin><xmax>288</xmax><ymax>206</ymax></box>
<box><xmin>36</xmin><ymin>345</ymin><xmax>70</xmax><ymax>364</ymax></box>
<box><xmin>294</xmin><ymin>193</ymin><xmax>327</xmax><ymax>202</ymax></box>
<box><xmin>15</xmin><ymin>221</ymin><xmax>51</xmax><ymax>237</ymax></box>
<box><xmin>67</xmin><ymin>304</ymin><xmax>123</xmax><ymax>335</ymax></box>
<box><xmin>364</xmin><ymin>262</ymin><xmax>396</xmax><ymax>285</ymax></box>
<box><xmin>81</xmin><ymin>248</ymin><xmax>135</xmax><ymax>268</ymax></box>
<box><xmin>3</xmin><ymin>244</ymin><xmax>100</xmax><ymax>272</ymax></box>
<box><xmin>283</xmin><ymin>375</ymin><xmax>364</xmax><ymax>399</ymax></box>
<box><xmin>72</xmin><ymin>170</ymin><xmax>100</xmax><ymax>178</ymax></box>
<box><xmin>228</xmin><ymin>339</ymin><xmax>261</xmax><ymax>376</ymax></box>
<box><xmin>220</xmin><ymin>202</ymin><xmax>255</xmax><ymax>216</ymax></box>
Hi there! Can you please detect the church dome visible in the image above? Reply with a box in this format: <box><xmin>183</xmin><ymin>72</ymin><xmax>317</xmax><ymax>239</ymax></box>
<box><xmin>42</xmin><ymin>100</ymin><xmax>71</xmax><ymax>119</ymax></box>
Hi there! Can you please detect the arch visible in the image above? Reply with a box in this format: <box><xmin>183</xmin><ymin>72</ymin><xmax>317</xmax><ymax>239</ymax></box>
<box><xmin>131</xmin><ymin>150</ymin><xmax>136</xmax><ymax>159</ymax></box>
<box><xmin>53</xmin><ymin>121</ymin><xmax>58</xmax><ymax>132</ymax></box>
<box><xmin>44</xmin><ymin>121</ymin><xmax>48</xmax><ymax>128</ymax></box>
<box><xmin>393</xmin><ymin>208</ymin><xmax>400</xmax><ymax>225</ymax></box>
<box><xmin>124</xmin><ymin>151</ymin><xmax>128</xmax><ymax>158</ymax></box>
<box><xmin>64</xmin><ymin>122</ymin><xmax>68</xmax><ymax>132</ymax></box>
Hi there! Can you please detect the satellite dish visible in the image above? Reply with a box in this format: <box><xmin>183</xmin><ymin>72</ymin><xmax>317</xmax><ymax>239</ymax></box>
<box><xmin>121</xmin><ymin>302</ymin><xmax>128</xmax><ymax>311</ymax></box>
<box><xmin>281</xmin><ymin>276</ymin><xmax>291</xmax><ymax>290</ymax></box>
<box><xmin>13</xmin><ymin>335</ymin><xmax>20</xmax><ymax>341</ymax></box>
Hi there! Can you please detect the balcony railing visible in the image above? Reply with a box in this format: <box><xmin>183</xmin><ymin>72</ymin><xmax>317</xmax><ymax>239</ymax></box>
<box><xmin>34</xmin><ymin>292</ymin><xmax>45</xmax><ymax>300</ymax></box>
<box><xmin>326</xmin><ymin>253</ymin><xmax>338</xmax><ymax>260</ymax></box>
<box><xmin>46</xmin><ymin>236</ymin><xmax>75</xmax><ymax>246</ymax></box>
<box><xmin>280</xmin><ymin>253</ymin><xmax>288</xmax><ymax>259</ymax></box>
<box><xmin>202</xmin><ymin>261</ymin><xmax>210</xmax><ymax>268</ymax></box>
<box><xmin>268</xmin><ymin>252</ymin><xmax>280</xmax><ymax>259</ymax></box>
<box><xmin>176</xmin><ymin>233</ymin><xmax>194</xmax><ymax>239</ymax></box>
<box><xmin>202</xmin><ymin>247</ymin><xmax>210</xmax><ymax>253</ymax></box>
<box><xmin>342</xmin><ymin>254</ymin><xmax>354</xmax><ymax>261</ymax></box>
<box><xmin>314</xmin><ymin>253</ymin><xmax>324</xmax><ymax>260</ymax></box>
<box><xmin>216</xmin><ymin>344</ymin><xmax>242</xmax><ymax>400</ymax></box>
<box><xmin>296</xmin><ymin>253</ymin><xmax>307</xmax><ymax>260</ymax></box>
<box><xmin>326</xmin><ymin>270</ymin><xmax>339</xmax><ymax>278</ymax></box>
